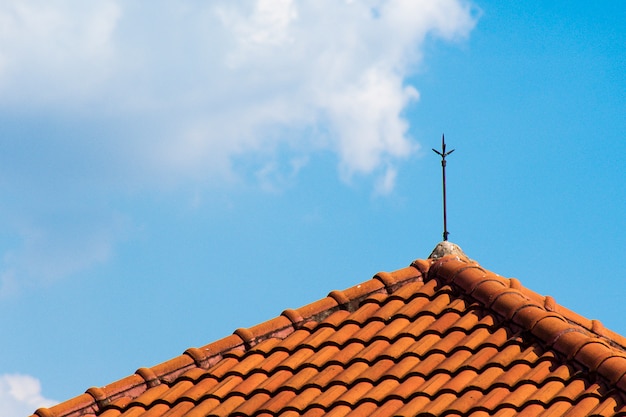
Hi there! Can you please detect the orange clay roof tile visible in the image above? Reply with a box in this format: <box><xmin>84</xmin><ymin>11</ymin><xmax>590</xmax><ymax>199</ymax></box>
<box><xmin>33</xmin><ymin>245</ymin><xmax>626</xmax><ymax>417</ymax></box>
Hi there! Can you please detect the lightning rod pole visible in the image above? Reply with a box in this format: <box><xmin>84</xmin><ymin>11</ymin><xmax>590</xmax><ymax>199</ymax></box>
<box><xmin>432</xmin><ymin>134</ymin><xmax>455</xmax><ymax>241</ymax></box>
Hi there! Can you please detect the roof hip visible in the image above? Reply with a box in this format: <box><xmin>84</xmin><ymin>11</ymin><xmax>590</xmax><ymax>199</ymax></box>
<box><xmin>424</xmin><ymin>255</ymin><xmax>626</xmax><ymax>392</ymax></box>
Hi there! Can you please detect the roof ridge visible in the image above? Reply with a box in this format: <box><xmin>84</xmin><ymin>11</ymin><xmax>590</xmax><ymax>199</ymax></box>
<box><xmin>34</xmin><ymin>265</ymin><xmax>424</xmax><ymax>417</ymax></box>
<box><xmin>425</xmin><ymin>255</ymin><xmax>626</xmax><ymax>393</ymax></box>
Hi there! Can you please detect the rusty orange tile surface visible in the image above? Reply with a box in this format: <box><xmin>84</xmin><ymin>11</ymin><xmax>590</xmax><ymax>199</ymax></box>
<box><xmin>33</xmin><ymin>249</ymin><xmax>626</xmax><ymax>417</ymax></box>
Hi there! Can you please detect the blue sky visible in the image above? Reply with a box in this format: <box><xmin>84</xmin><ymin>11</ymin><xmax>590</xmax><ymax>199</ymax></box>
<box><xmin>0</xmin><ymin>1</ymin><xmax>624</xmax><ymax>415</ymax></box>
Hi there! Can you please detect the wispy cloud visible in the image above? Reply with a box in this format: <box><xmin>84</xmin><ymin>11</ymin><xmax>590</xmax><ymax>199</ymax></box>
<box><xmin>0</xmin><ymin>374</ymin><xmax>57</xmax><ymax>417</ymax></box>
<box><xmin>0</xmin><ymin>0</ymin><xmax>477</xmax><ymax>290</ymax></box>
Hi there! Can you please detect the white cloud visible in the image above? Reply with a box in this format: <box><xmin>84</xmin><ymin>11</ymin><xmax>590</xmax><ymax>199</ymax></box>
<box><xmin>0</xmin><ymin>0</ymin><xmax>477</xmax><ymax>290</ymax></box>
<box><xmin>321</xmin><ymin>67</ymin><xmax>420</xmax><ymax>179</ymax></box>
<box><xmin>0</xmin><ymin>0</ymin><xmax>477</xmax><ymax>185</ymax></box>
<box><xmin>0</xmin><ymin>374</ymin><xmax>57</xmax><ymax>417</ymax></box>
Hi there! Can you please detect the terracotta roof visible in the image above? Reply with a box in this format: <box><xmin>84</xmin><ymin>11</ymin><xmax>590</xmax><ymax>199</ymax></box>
<box><xmin>33</xmin><ymin>243</ymin><xmax>626</xmax><ymax>417</ymax></box>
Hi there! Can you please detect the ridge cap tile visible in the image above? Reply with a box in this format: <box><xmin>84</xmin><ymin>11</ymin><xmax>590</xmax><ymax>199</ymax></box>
<box><xmin>150</xmin><ymin>353</ymin><xmax>197</xmax><ymax>384</ymax></box>
<box><xmin>328</xmin><ymin>289</ymin><xmax>351</xmax><ymax>307</ymax></box>
<box><xmin>373</xmin><ymin>265</ymin><xmax>423</xmax><ymax>291</ymax></box>
<box><xmin>35</xmin><ymin>393</ymin><xmax>97</xmax><ymax>417</ymax></box>
<box><xmin>342</xmin><ymin>278</ymin><xmax>387</xmax><ymax>301</ymax></box>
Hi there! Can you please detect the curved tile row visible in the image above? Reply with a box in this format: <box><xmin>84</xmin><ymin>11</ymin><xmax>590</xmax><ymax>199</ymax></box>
<box><xmin>92</xmin><ymin>373</ymin><xmax>619</xmax><ymax>417</ymax></box>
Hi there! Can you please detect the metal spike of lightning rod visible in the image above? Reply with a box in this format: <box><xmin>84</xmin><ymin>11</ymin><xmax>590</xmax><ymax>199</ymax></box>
<box><xmin>432</xmin><ymin>134</ymin><xmax>455</xmax><ymax>241</ymax></box>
